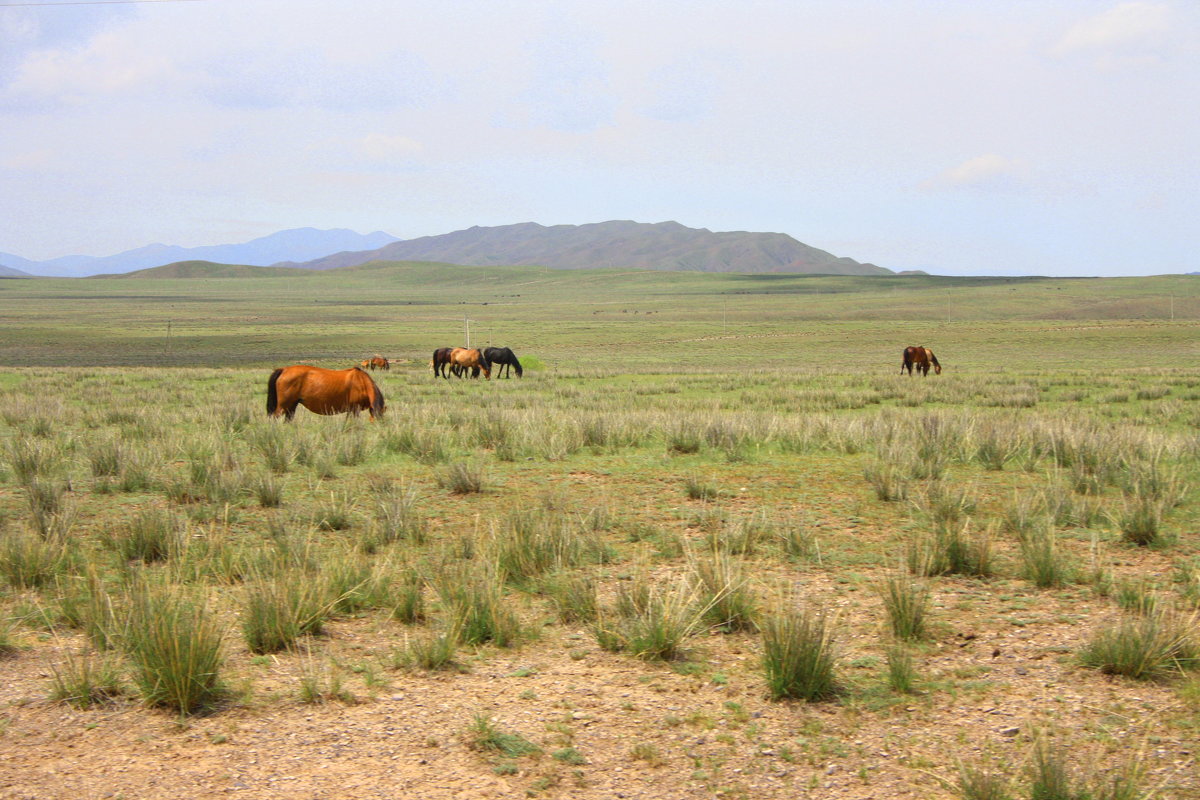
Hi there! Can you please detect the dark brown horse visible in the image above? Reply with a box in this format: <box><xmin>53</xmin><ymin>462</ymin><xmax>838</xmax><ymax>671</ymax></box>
<box><xmin>369</xmin><ymin>355</ymin><xmax>389</xmax><ymax>371</ymax></box>
<box><xmin>267</xmin><ymin>366</ymin><xmax>385</xmax><ymax>420</ymax></box>
<box><xmin>901</xmin><ymin>346</ymin><xmax>941</xmax><ymax>376</ymax></box>
<box><xmin>483</xmin><ymin>346</ymin><xmax>522</xmax><ymax>378</ymax></box>
<box><xmin>432</xmin><ymin>347</ymin><xmax>454</xmax><ymax>378</ymax></box>
<box><xmin>449</xmin><ymin>347</ymin><xmax>490</xmax><ymax>379</ymax></box>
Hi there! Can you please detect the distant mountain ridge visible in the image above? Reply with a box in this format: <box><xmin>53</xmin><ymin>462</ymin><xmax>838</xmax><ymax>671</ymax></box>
<box><xmin>283</xmin><ymin>221</ymin><xmax>891</xmax><ymax>275</ymax></box>
<box><xmin>1</xmin><ymin>228</ymin><xmax>399</xmax><ymax>278</ymax></box>
<box><xmin>0</xmin><ymin>264</ymin><xmax>33</xmax><ymax>278</ymax></box>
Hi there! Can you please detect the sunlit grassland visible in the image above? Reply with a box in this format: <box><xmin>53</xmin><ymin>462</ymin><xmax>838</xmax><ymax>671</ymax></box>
<box><xmin>1</xmin><ymin>265</ymin><xmax>1198</xmax><ymax>368</ymax></box>
<box><xmin>1</xmin><ymin>266</ymin><xmax>1199</xmax><ymax>795</ymax></box>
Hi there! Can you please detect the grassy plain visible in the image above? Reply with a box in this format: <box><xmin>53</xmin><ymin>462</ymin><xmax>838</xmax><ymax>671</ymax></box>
<box><xmin>1</xmin><ymin>265</ymin><xmax>1199</xmax><ymax>799</ymax></box>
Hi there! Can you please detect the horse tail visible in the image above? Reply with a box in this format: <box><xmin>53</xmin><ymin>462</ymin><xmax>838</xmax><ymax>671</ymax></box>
<box><xmin>266</xmin><ymin>368</ymin><xmax>284</xmax><ymax>416</ymax></box>
<box><xmin>370</xmin><ymin>378</ymin><xmax>386</xmax><ymax>419</ymax></box>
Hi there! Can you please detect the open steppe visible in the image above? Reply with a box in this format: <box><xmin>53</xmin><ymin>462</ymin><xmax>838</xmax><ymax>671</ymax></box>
<box><xmin>1</xmin><ymin>266</ymin><xmax>1199</xmax><ymax>799</ymax></box>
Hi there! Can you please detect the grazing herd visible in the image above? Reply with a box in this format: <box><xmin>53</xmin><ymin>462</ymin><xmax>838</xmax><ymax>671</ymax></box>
<box><xmin>266</xmin><ymin>345</ymin><xmax>938</xmax><ymax>421</ymax></box>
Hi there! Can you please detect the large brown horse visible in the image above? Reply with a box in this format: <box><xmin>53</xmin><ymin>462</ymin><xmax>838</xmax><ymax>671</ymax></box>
<box><xmin>449</xmin><ymin>347</ymin><xmax>490</xmax><ymax>379</ymax></box>
<box><xmin>901</xmin><ymin>346</ymin><xmax>942</xmax><ymax>376</ymax></box>
<box><xmin>267</xmin><ymin>366</ymin><xmax>386</xmax><ymax>420</ymax></box>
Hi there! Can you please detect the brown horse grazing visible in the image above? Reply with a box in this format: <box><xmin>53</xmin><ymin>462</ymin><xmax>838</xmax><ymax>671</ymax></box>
<box><xmin>449</xmin><ymin>347</ymin><xmax>490</xmax><ymax>379</ymax></box>
<box><xmin>266</xmin><ymin>366</ymin><xmax>385</xmax><ymax>421</ymax></box>
<box><xmin>901</xmin><ymin>346</ymin><xmax>942</xmax><ymax>376</ymax></box>
<box><xmin>369</xmin><ymin>355</ymin><xmax>389</xmax><ymax>371</ymax></box>
<box><xmin>432</xmin><ymin>347</ymin><xmax>454</xmax><ymax>378</ymax></box>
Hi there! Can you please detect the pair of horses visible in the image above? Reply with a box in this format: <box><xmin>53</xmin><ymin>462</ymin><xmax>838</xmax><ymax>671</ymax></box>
<box><xmin>358</xmin><ymin>354</ymin><xmax>389</xmax><ymax>371</ymax></box>
<box><xmin>901</xmin><ymin>346</ymin><xmax>941</xmax><ymax>376</ymax></box>
<box><xmin>432</xmin><ymin>347</ymin><xmax>490</xmax><ymax>379</ymax></box>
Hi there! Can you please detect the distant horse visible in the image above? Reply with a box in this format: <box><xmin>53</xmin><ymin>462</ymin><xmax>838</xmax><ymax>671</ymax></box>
<box><xmin>483</xmin><ymin>346</ymin><xmax>523</xmax><ymax>378</ymax></box>
<box><xmin>359</xmin><ymin>359</ymin><xmax>371</xmax><ymax>370</ymax></box>
<box><xmin>369</xmin><ymin>354</ymin><xmax>389</xmax><ymax>371</ymax></box>
<box><xmin>432</xmin><ymin>347</ymin><xmax>454</xmax><ymax>378</ymax></box>
<box><xmin>267</xmin><ymin>366</ymin><xmax>385</xmax><ymax>421</ymax></box>
<box><xmin>449</xmin><ymin>347</ymin><xmax>490</xmax><ymax>380</ymax></box>
<box><xmin>901</xmin><ymin>346</ymin><xmax>941</xmax><ymax>376</ymax></box>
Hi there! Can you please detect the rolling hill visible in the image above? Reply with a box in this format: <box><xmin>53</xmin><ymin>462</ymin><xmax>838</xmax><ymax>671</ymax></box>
<box><xmin>94</xmin><ymin>261</ymin><xmax>318</xmax><ymax>279</ymax></box>
<box><xmin>283</xmin><ymin>220</ymin><xmax>892</xmax><ymax>276</ymax></box>
<box><xmin>0</xmin><ymin>264</ymin><xmax>33</xmax><ymax>278</ymax></box>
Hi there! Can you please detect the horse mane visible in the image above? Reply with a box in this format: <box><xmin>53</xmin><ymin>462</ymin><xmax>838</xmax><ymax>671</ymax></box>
<box><xmin>266</xmin><ymin>368</ymin><xmax>284</xmax><ymax>415</ymax></box>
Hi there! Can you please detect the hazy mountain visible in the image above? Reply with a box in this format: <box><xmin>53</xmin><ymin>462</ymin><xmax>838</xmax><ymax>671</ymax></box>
<box><xmin>0</xmin><ymin>263</ymin><xmax>33</xmax><ymax>278</ymax></box>
<box><xmin>285</xmin><ymin>221</ymin><xmax>892</xmax><ymax>275</ymax></box>
<box><xmin>4</xmin><ymin>228</ymin><xmax>399</xmax><ymax>278</ymax></box>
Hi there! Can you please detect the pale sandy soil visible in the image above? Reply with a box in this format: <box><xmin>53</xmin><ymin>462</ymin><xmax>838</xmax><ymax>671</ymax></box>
<box><xmin>2</xmin><ymin>573</ymin><xmax>1196</xmax><ymax>800</ymax></box>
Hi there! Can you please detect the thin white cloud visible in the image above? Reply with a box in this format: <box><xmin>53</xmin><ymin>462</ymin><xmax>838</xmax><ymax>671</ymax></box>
<box><xmin>1051</xmin><ymin>2</ymin><xmax>1169</xmax><ymax>56</ymax></box>
<box><xmin>10</xmin><ymin>32</ymin><xmax>173</xmax><ymax>101</ymax></box>
<box><xmin>357</xmin><ymin>133</ymin><xmax>424</xmax><ymax>162</ymax></box>
<box><xmin>1</xmin><ymin>148</ymin><xmax>56</xmax><ymax>171</ymax></box>
<box><xmin>920</xmin><ymin>154</ymin><xmax>1026</xmax><ymax>191</ymax></box>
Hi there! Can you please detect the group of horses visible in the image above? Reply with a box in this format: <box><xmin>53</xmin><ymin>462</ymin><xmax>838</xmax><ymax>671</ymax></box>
<box><xmin>265</xmin><ymin>344</ymin><xmax>938</xmax><ymax>423</ymax></box>
<box><xmin>265</xmin><ymin>345</ymin><xmax>525</xmax><ymax>422</ymax></box>
<box><xmin>431</xmin><ymin>346</ymin><xmax>522</xmax><ymax>380</ymax></box>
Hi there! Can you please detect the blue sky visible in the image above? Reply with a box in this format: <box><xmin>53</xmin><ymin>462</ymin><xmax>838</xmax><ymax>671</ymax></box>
<box><xmin>1</xmin><ymin>0</ymin><xmax>1196</xmax><ymax>275</ymax></box>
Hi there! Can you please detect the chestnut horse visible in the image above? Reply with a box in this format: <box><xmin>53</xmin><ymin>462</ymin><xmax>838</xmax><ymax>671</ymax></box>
<box><xmin>901</xmin><ymin>346</ymin><xmax>941</xmax><ymax>376</ymax></box>
<box><xmin>266</xmin><ymin>366</ymin><xmax>385</xmax><ymax>421</ymax></box>
<box><xmin>369</xmin><ymin>355</ymin><xmax>389</xmax><ymax>371</ymax></box>
<box><xmin>449</xmin><ymin>347</ymin><xmax>490</xmax><ymax>379</ymax></box>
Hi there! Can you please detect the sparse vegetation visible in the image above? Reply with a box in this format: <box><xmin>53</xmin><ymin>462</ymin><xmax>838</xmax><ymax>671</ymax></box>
<box><xmin>1</xmin><ymin>271</ymin><xmax>1199</xmax><ymax>796</ymax></box>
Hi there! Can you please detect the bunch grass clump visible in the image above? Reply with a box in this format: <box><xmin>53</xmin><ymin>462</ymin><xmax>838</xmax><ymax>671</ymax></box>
<box><xmin>241</xmin><ymin>570</ymin><xmax>332</xmax><ymax>654</ymax></box>
<box><xmin>593</xmin><ymin>577</ymin><xmax>703</xmax><ymax>661</ymax></box>
<box><xmin>1078</xmin><ymin>610</ymin><xmax>1198</xmax><ymax>681</ymax></box>
<box><xmin>121</xmin><ymin>584</ymin><xmax>226</xmax><ymax>714</ymax></box>
<box><xmin>760</xmin><ymin>603</ymin><xmax>840</xmax><ymax>701</ymax></box>
<box><xmin>878</xmin><ymin>574</ymin><xmax>930</xmax><ymax>641</ymax></box>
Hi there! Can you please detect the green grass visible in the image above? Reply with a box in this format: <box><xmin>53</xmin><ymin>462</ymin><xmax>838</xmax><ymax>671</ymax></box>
<box><xmin>3</xmin><ymin>269</ymin><xmax>1200</xmax><ymax>793</ymax></box>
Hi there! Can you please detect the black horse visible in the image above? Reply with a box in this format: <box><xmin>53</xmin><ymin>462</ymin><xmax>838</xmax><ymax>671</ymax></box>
<box><xmin>483</xmin><ymin>346</ymin><xmax>523</xmax><ymax>378</ymax></box>
<box><xmin>431</xmin><ymin>347</ymin><xmax>454</xmax><ymax>378</ymax></box>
